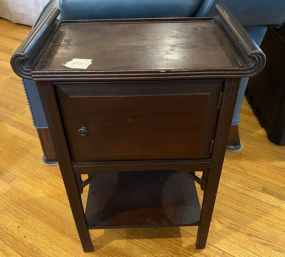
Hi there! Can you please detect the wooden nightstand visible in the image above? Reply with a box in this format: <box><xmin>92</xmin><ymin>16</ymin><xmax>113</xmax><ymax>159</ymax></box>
<box><xmin>11</xmin><ymin>5</ymin><xmax>265</xmax><ymax>252</ymax></box>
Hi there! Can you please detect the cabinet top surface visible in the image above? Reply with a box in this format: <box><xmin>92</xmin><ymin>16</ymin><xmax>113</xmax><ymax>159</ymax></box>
<box><xmin>33</xmin><ymin>20</ymin><xmax>242</xmax><ymax>77</ymax></box>
<box><xmin>11</xmin><ymin>6</ymin><xmax>265</xmax><ymax>80</ymax></box>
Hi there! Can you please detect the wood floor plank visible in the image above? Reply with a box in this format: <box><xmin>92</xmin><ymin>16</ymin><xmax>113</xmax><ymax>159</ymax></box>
<box><xmin>0</xmin><ymin>18</ymin><xmax>285</xmax><ymax>256</ymax></box>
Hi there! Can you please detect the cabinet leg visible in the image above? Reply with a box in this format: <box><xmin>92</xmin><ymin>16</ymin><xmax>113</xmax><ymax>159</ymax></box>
<box><xmin>60</xmin><ymin>173</ymin><xmax>93</xmax><ymax>249</ymax></box>
<box><xmin>196</xmin><ymin>166</ymin><xmax>223</xmax><ymax>249</ymax></box>
<box><xmin>75</xmin><ymin>174</ymin><xmax>83</xmax><ymax>194</ymax></box>
<box><xmin>196</xmin><ymin>233</ymin><xmax>208</xmax><ymax>249</ymax></box>
<box><xmin>37</xmin><ymin>84</ymin><xmax>93</xmax><ymax>252</ymax></box>
<box><xmin>60</xmin><ymin>172</ymin><xmax>93</xmax><ymax>252</ymax></box>
<box><xmin>226</xmin><ymin>125</ymin><xmax>242</xmax><ymax>151</ymax></box>
<box><xmin>201</xmin><ymin>170</ymin><xmax>209</xmax><ymax>191</ymax></box>
<box><xmin>196</xmin><ymin>79</ymin><xmax>240</xmax><ymax>249</ymax></box>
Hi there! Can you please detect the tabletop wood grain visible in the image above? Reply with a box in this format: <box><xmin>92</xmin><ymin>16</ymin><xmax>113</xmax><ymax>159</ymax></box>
<box><xmin>34</xmin><ymin>20</ymin><xmax>239</xmax><ymax>73</ymax></box>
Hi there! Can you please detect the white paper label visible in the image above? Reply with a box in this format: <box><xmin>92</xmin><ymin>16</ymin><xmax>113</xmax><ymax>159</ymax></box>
<box><xmin>63</xmin><ymin>58</ymin><xmax>93</xmax><ymax>70</ymax></box>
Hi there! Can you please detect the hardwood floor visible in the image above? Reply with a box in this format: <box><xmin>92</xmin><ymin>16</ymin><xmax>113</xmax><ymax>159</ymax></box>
<box><xmin>1</xmin><ymin>18</ymin><xmax>285</xmax><ymax>257</ymax></box>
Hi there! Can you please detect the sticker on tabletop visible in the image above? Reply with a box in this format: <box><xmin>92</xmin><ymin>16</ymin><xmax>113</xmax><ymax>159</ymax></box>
<box><xmin>63</xmin><ymin>58</ymin><xmax>93</xmax><ymax>70</ymax></box>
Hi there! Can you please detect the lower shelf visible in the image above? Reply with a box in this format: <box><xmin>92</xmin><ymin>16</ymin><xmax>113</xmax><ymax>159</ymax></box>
<box><xmin>85</xmin><ymin>170</ymin><xmax>201</xmax><ymax>229</ymax></box>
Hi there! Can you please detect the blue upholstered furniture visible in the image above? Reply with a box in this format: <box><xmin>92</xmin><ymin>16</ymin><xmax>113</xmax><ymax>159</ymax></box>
<box><xmin>22</xmin><ymin>0</ymin><xmax>285</xmax><ymax>162</ymax></box>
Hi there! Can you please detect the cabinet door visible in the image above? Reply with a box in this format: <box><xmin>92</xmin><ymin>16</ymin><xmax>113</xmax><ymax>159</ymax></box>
<box><xmin>56</xmin><ymin>81</ymin><xmax>223</xmax><ymax>161</ymax></box>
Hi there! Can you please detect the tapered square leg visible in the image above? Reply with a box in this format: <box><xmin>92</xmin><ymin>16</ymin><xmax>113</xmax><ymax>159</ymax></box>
<box><xmin>37</xmin><ymin>83</ymin><xmax>94</xmax><ymax>252</ymax></box>
<box><xmin>196</xmin><ymin>233</ymin><xmax>208</xmax><ymax>249</ymax></box>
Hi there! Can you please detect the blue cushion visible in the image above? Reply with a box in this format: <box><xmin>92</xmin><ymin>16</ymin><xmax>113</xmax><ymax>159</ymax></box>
<box><xmin>245</xmin><ymin>26</ymin><xmax>268</xmax><ymax>46</ymax></box>
<box><xmin>60</xmin><ymin>0</ymin><xmax>203</xmax><ymax>20</ymax></box>
<box><xmin>196</xmin><ymin>0</ymin><xmax>285</xmax><ymax>26</ymax></box>
<box><xmin>23</xmin><ymin>79</ymin><xmax>48</xmax><ymax>128</ymax></box>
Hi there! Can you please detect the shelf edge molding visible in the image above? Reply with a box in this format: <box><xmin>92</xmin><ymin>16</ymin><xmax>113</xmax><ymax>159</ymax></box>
<box><xmin>215</xmin><ymin>4</ymin><xmax>266</xmax><ymax>77</ymax></box>
<box><xmin>10</xmin><ymin>7</ymin><xmax>60</xmax><ymax>79</ymax></box>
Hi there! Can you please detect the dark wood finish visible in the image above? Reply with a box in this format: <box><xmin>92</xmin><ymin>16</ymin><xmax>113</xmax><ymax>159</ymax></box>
<box><xmin>35</xmin><ymin>21</ymin><xmax>239</xmax><ymax>75</ymax></box>
<box><xmin>196</xmin><ymin>79</ymin><xmax>239</xmax><ymax>249</ymax></box>
<box><xmin>11</xmin><ymin>4</ymin><xmax>266</xmax><ymax>253</ymax></box>
<box><xmin>10</xmin><ymin>8</ymin><xmax>60</xmax><ymax>79</ymax></box>
<box><xmin>85</xmin><ymin>171</ymin><xmax>200</xmax><ymax>228</ymax></box>
<box><xmin>56</xmin><ymin>81</ymin><xmax>222</xmax><ymax>161</ymax></box>
<box><xmin>73</xmin><ymin>159</ymin><xmax>211</xmax><ymax>174</ymax></box>
<box><xmin>11</xmin><ymin>6</ymin><xmax>265</xmax><ymax>81</ymax></box>
<box><xmin>37</xmin><ymin>128</ymin><xmax>57</xmax><ymax>164</ymax></box>
<box><xmin>37</xmin><ymin>82</ymin><xmax>93</xmax><ymax>252</ymax></box>
<box><xmin>31</xmin><ymin>13</ymin><xmax>265</xmax><ymax>81</ymax></box>
<box><xmin>226</xmin><ymin>125</ymin><xmax>241</xmax><ymax>150</ymax></box>
<box><xmin>35</xmin><ymin>115</ymin><xmax>241</xmax><ymax>163</ymax></box>
<box><xmin>201</xmin><ymin>170</ymin><xmax>209</xmax><ymax>191</ymax></box>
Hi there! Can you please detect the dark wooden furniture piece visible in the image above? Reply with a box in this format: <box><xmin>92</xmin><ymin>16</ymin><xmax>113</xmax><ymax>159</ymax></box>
<box><xmin>247</xmin><ymin>25</ymin><xmax>285</xmax><ymax>145</ymax></box>
<box><xmin>11</xmin><ymin>5</ymin><xmax>265</xmax><ymax>252</ymax></box>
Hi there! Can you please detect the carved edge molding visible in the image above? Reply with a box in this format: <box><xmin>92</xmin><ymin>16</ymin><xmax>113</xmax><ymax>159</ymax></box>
<box><xmin>10</xmin><ymin>8</ymin><xmax>60</xmax><ymax>79</ymax></box>
<box><xmin>11</xmin><ymin>5</ymin><xmax>265</xmax><ymax>81</ymax></box>
<box><xmin>32</xmin><ymin>6</ymin><xmax>266</xmax><ymax>81</ymax></box>
<box><xmin>215</xmin><ymin>4</ymin><xmax>266</xmax><ymax>77</ymax></box>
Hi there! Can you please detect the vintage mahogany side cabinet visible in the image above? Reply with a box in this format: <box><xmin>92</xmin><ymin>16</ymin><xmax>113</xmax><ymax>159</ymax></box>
<box><xmin>11</xmin><ymin>5</ymin><xmax>265</xmax><ymax>252</ymax></box>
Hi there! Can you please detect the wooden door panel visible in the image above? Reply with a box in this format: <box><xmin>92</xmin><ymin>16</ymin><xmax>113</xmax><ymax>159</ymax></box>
<box><xmin>56</xmin><ymin>81</ymin><xmax>222</xmax><ymax>161</ymax></box>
